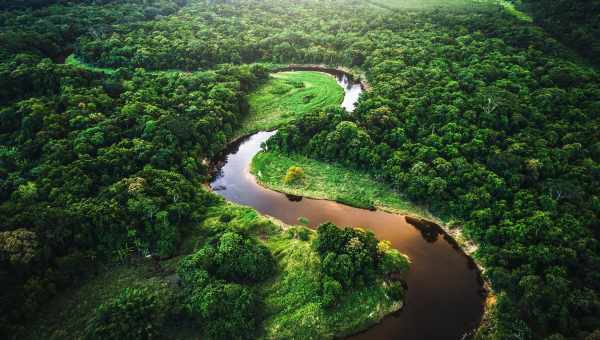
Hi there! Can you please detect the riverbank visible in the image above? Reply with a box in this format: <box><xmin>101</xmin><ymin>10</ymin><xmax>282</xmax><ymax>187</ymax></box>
<box><xmin>252</xmin><ymin>150</ymin><xmax>430</xmax><ymax>217</ymax></box>
<box><xmin>250</xmin><ymin>147</ymin><xmax>497</xmax><ymax>334</ymax></box>
<box><xmin>213</xmin><ymin>130</ymin><xmax>487</xmax><ymax>339</ymax></box>
<box><xmin>250</xmin><ymin>148</ymin><xmax>496</xmax><ymax>336</ymax></box>
<box><xmin>250</xmin><ymin>149</ymin><xmax>486</xmax><ymax>260</ymax></box>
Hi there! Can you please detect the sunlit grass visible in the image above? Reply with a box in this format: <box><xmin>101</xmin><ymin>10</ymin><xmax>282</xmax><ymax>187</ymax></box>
<box><xmin>65</xmin><ymin>54</ymin><xmax>116</xmax><ymax>74</ymax></box>
<box><xmin>252</xmin><ymin>150</ymin><xmax>433</xmax><ymax>219</ymax></box>
<box><xmin>240</xmin><ymin>71</ymin><xmax>344</xmax><ymax>136</ymax></box>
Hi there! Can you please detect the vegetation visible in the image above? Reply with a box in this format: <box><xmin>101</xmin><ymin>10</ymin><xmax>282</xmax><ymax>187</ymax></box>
<box><xmin>1</xmin><ymin>0</ymin><xmax>599</xmax><ymax>338</ymax></box>
<box><xmin>516</xmin><ymin>0</ymin><xmax>600</xmax><ymax>64</ymax></box>
<box><xmin>283</xmin><ymin>165</ymin><xmax>305</xmax><ymax>185</ymax></box>
<box><xmin>252</xmin><ymin>150</ymin><xmax>431</xmax><ymax>216</ymax></box>
<box><xmin>85</xmin><ymin>285</ymin><xmax>173</xmax><ymax>339</ymax></box>
<box><xmin>315</xmin><ymin>222</ymin><xmax>409</xmax><ymax>289</ymax></box>
<box><xmin>259</xmin><ymin>223</ymin><xmax>406</xmax><ymax>339</ymax></box>
<box><xmin>176</xmin><ymin>229</ymin><xmax>273</xmax><ymax>340</ymax></box>
<box><xmin>265</xmin><ymin>10</ymin><xmax>600</xmax><ymax>335</ymax></box>
<box><xmin>194</xmin><ymin>204</ymin><xmax>408</xmax><ymax>339</ymax></box>
<box><xmin>24</xmin><ymin>262</ymin><xmax>177</xmax><ymax>339</ymax></box>
<box><xmin>242</xmin><ymin>71</ymin><xmax>344</xmax><ymax>135</ymax></box>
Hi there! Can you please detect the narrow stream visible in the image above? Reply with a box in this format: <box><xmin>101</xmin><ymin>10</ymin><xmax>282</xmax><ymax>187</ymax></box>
<box><xmin>210</xmin><ymin>71</ymin><xmax>485</xmax><ymax>340</ymax></box>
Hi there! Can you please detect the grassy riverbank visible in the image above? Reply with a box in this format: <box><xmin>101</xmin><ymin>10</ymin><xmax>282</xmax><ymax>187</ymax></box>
<box><xmin>240</xmin><ymin>71</ymin><xmax>344</xmax><ymax>135</ymax></box>
<box><xmin>252</xmin><ymin>150</ymin><xmax>433</xmax><ymax>219</ymax></box>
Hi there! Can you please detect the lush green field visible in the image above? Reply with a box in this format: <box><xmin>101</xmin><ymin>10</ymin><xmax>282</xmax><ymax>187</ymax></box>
<box><xmin>241</xmin><ymin>71</ymin><xmax>344</xmax><ymax>136</ymax></box>
<box><xmin>252</xmin><ymin>150</ymin><xmax>434</xmax><ymax>219</ymax></box>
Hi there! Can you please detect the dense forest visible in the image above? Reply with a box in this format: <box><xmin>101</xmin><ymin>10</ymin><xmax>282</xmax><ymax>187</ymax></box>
<box><xmin>515</xmin><ymin>0</ymin><xmax>600</xmax><ymax>63</ymax></box>
<box><xmin>0</xmin><ymin>0</ymin><xmax>599</xmax><ymax>339</ymax></box>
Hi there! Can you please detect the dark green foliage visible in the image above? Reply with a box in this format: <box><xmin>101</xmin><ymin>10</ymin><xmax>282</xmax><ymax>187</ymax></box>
<box><xmin>0</xmin><ymin>6</ymin><xmax>268</xmax><ymax>330</ymax></box>
<box><xmin>518</xmin><ymin>0</ymin><xmax>600</xmax><ymax>63</ymax></box>
<box><xmin>97</xmin><ymin>168</ymin><xmax>207</xmax><ymax>258</ymax></box>
<box><xmin>378</xmin><ymin>241</ymin><xmax>410</xmax><ymax>276</ymax></box>
<box><xmin>321</xmin><ymin>276</ymin><xmax>343</xmax><ymax>308</ymax></box>
<box><xmin>297</xmin><ymin>227</ymin><xmax>310</xmax><ymax>241</ymax></box>
<box><xmin>258</xmin><ymin>2</ymin><xmax>600</xmax><ymax>337</ymax></box>
<box><xmin>176</xmin><ymin>230</ymin><xmax>273</xmax><ymax>340</ymax></box>
<box><xmin>85</xmin><ymin>285</ymin><xmax>171</xmax><ymax>340</ymax></box>
<box><xmin>315</xmin><ymin>223</ymin><xmax>381</xmax><ymax>288</ymax></box>
<box><xmin>179</xmin><ymin>231</ymin><xmax>276</xmax><ymax>283</ymax></box>
<box><xmin>314</xmin><ymin>222</ymin><xmax>405</xmax><ymax>308</ymax></box>
<box><xmin>213</xmin><ymin>231</ymin><xmax>276</xmax><ymax>283</ymax></box>
<box><xmin>386</xmin><ymin>281</ymin><xmax>404</xmax><ymax>301</ymax></box>
<box><xmin>187</xmin><ymin>282</ymin><xmax>258</xmax><ymax>340</ymax></box>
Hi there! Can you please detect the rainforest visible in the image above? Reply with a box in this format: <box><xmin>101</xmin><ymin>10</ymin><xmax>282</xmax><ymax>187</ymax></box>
<box><xmin>0</xmin><ymin>0</ymin><xmax>599</xmax><ymax>339</ymax></box>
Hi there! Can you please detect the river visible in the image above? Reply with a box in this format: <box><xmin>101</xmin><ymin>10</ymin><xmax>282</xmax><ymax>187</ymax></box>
<box><xmin>210</xmin><ymin>70</ymin><xmax>485</xmax><ymax>340</ymax></box>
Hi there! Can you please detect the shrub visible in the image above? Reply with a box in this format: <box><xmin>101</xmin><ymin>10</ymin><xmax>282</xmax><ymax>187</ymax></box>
<box><xmin>322</xmin><ymin>252</ymin><xmax>354</xmax><ymax>287</ymax></box>
<box><xmin>288</xmin><ymin>79</ymin><xmax>305</xmax><ymax>88</ymax></box>
<box><xmin>287</xmin><ymin>226</ymin><xmax>311</xmax><ymax>240</ymax></box>
<box><xmin>177</xmin><ymin>231</ymin><xmax>275</xmax><ymax>284</ymax></box>
<box><xmin>0</xmin><ymin>228</ymin><xmax>38</xmax><ymax>266</ymax></box>
<box><xmin>85</xmin><ymin>285</ymin><xmax>171</xmax><ymax>339</ymax></box>
<box><xmin>297</xmin><ymin>228</ymin><xmax>310</xmax><ymax>241</ymax></box>
<box><xmin>214</xmin><ymin>231</ymin><xmax>275</xmax><ymax>283</ymax></box>
<box><xmin>187</xmin><ymin>282</ymin><xmax>258</xmax><ymax>340</ymax></box>
<box><xmin>177</xmin><ymin>249</ymin><xmax>213</xmax><ymax>287</ymax></box>
<box><xmin>378</xmin><ymin>240</ymin><xmax>410</xmax><ymax>275</ymax></box>
<box><xmin>315</xmin><ymin>223</ymin><xmax>381</xmax><ymax>287</ymax></box>
<box><xmin>321</xmin><ymin>276</ymin><xmax>343</xmax><ymax>308</ymax></box>
<box><xmin>386</xmin><ymin>281</ymin><xmax>404</xmax><ymax>301</ymax></box>
<box><xmin>283</xmin><ymin>166</ymin><xmax>304</xmax><ymax>185</ymax></box>
<box><xmin>269</xmin><ymin>82</ymin><xmax>293</xmax><ymax>95</ymax></box>
<box><xmin>302</xmin><ymin>94</ymin><xmax>315</xmax><ymax>103</ymax></box>
<box><xmin>297</xmin><ymin>216</ymin><xmax>310</xmax><ymax>226</ymax></box>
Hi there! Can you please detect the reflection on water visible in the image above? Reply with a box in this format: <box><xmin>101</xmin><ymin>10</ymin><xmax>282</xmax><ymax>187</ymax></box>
<box><xmin>336</xmin><ymin>73</ymin><xmax>362</xmax><ymax>112</ymax></box>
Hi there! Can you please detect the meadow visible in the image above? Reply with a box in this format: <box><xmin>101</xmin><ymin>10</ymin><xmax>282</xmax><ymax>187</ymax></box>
<box><xmin>241</xmin><ymin>71</ymin><xmax>344</xmax><ymax>136</ymax></box>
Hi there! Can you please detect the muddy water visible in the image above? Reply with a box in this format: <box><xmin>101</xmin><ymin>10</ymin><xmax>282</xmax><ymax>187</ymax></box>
<box><xmin>210</xmin><ymin>72</ymin><xmax>485</xmax><ymax>339</ymax></box>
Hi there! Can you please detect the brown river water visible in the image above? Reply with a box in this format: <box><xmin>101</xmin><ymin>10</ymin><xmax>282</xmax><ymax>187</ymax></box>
<box><xmin>210</xmin><ymin>71</ymin><xmax>485</xmax><ymax>340</ymax></box>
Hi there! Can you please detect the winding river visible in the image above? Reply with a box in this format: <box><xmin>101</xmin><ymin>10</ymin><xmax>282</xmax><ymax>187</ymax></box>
<box><xmin>210</xmin><ymin>71</ymin><xmax>486</xmax><ymax>340</ymax></box>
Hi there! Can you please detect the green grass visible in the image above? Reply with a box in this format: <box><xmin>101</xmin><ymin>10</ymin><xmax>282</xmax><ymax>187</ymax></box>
<box><xmin>497</xmin><ymin>0</ymin><xmax>532</xmax><ymax>22</ymax></box>
<box><xmin>65</xmin><ymin>54</ymin><xmax>116</xmax><ymax>74</ymax></box>
<box><xmin>240</xmin><ymin>71</ymin><xmax>344</xmax><ymax>136</ymax></box>
<box><xmin>252</xmin><ymin>150</ymin><xmax>434</xmax><ymax>219</ymax></box>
